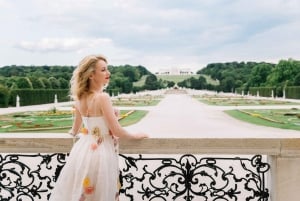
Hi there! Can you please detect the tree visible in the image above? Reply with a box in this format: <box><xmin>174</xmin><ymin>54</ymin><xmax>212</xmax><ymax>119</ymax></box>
<box><xmin>266</xmin><ymin>59</ymin><xmax>300</xmax><ymax>87</ymax></box>
<box><xmin>58</xmin><ymin>78</ymin><xmax>69</xmax><ymax>89</ymax></box>
<box><xmin>198</xmin><ymin>76</ymin><xmax>207</xmax><ymax>89</ymax></box>
<box><xmin>167</xmin><ymin>81</ymin><xmax>175</xmax><ymax>88</ymax></box>
<box><xmin>16</xmin><ymin>77</ymin><xmax>32</xmax><ymax>89</ymax></box>
<box><xmin>122</xmin><ymin>66</ymin><xmax>139</xmax><ymax>82</ymax></box>
<box><xmin>48</xmin><ymin>77</ymin><xmax>61</xmax><ymax>89</ymax></box>
<box><xmin>247</xmin><ymin>63</ymin><xmax>273</xmax><ymax>87</ymax></box>
<box><xmin>294</xmin><ymin>73</ymin><xmax>300</xmax><ymax>86</ymax></box>
<box><xmin>144</xmin><ymin>74</ymin><xmax>160</xmax><ymax>90</ymax></box>
<box><xmin>39</xmin><ymin>77</ymin><xmax>51</xmax><ymax>89</ymax></box>
<box><xmin>30</xmin><ymin>76</ymin><xmax>45</xmax><ymax>89</ymax></box>
<box><xmin>220</xmin><ymin>76</ymin><xmax>235</xmax><ymax>92</ymax></box>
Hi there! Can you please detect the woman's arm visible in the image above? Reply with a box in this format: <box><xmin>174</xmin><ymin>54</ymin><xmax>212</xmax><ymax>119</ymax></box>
<box><xmin>98</xmin><ymin>93</ymin><xmax>148</xmax><ymax>139</ymax></box>
<box><xmin>69</xmin><ymin>103</ymin><xmax>82</xmax><ymax>136</ymax></box>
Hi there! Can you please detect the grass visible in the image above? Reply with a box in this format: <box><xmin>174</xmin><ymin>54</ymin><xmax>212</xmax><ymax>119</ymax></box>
<box><xmin>119</xmin><ymin>110</ymin><xmax>148</xmax><ymax>127</ymax></box>
<box><xmin>225</xmin><ymin>109</ymin><xmax>300</xmax><ymax>131</ymax></box>
<box><xmin>0</xmin><ymin>111</ymin><xmax>73</xmax><ymax>133</ymax></box>
<box><xmin>133</xmin><ymin>75</ymin><xmax>147</xmax><ymax>87</ymax></box>
<box><xmin>195</xmin><ymin>95</ymin><xmax>300</xmax><ymax>106</ymax></box>
<box><xmin>0</xmin><ymin>110</ymin><xmax>147</xmax><ymax>133</ymax></box>
<box><xmin>194</xmin><ymin>93</ymin><xmax>300</xmax><ymax>131</ymax></box>
<box><xmin>0</xmin><ymin>96</ymin><xmax>155</xmax><ymax>133</ymax></box>
<box><xmin>113</xmin><ymin>98</ymin><xmax>161</xmax><ymax>106</ymax></box>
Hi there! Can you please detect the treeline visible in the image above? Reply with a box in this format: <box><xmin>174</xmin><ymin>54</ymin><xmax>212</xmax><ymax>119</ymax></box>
<box><xmin>178</xmin><ymin>59</ymin><xmax>300</xmax><ymax>98</ymax></box>
<box><xmin>1</xmin><ymin>58</ymin><xmax>300</xmax><ymax>107</ymax></box>
<box><xmin>0</xmin><ymin>64</ymin><xmax>169</xmax><ymax>107</ymax></box>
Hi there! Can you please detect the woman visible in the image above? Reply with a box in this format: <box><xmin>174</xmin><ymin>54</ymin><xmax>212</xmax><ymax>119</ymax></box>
<box><xmin>49</xmin><ymin>54</ymin><xmax>148</xmax><ymax>201</ymax></box>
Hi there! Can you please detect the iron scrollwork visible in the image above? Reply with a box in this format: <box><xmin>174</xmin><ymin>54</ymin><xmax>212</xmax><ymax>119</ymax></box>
<box><xmin>119</xmin><ymin>154</ymin><xmax>270</xmax><ymax>201</ymax></box>
<box><xmin>0</xmin><ymin>153</ymin><xmax>67</xmax><ymax>201</ymax></box>
<box><xmin>0</xmin><ymin>153</ymin><xmax>270</xmax><ymax>201</ymax></box>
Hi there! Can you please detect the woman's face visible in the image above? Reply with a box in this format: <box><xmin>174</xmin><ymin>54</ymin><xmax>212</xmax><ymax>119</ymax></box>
<box><xmin>90</xmin><ymin>59</ymin><xmax>110</xmax><ymax>89</ymax></box>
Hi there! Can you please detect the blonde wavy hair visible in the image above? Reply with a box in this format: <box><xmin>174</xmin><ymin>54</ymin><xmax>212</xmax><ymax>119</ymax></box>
<box><xmin>70</xmin><ymin>54</ymin><xmax>107</xmax><ymax>100</ymax></box>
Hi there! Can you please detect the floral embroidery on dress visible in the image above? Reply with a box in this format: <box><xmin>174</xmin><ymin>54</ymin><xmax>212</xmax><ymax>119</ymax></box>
<box><xmin>90</xmin><ymin>143</ymin><xmax>98</xmax><ymax>150</ymax></box>
<box><xmin>92</xmin><ymin>126</ymin><xmax>103</xmax><ymax>145</ymax></box>
<box><xmin>79</xmin><ymin>177</ymin><xmax>95</xmax><ymax>200</ymax></box>
<box><xmin>81</xmin><ymin>127</ymin><xmax>88</xmax><ymax>135</ymax></box>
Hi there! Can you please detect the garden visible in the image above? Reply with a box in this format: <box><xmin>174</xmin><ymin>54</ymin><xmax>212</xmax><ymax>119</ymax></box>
<box><xmin>195</xmin><ymin>94</ymin><xmax>300</xmax><ymax>131</ymax></box>
<box><xmin>194</xmin><ymin>94</ymin><xmax>300</xmax><ymax>106</ymax></box>
<box><xmin>0</xmin><ymin>95</ymin><xmax>160</xmax><ymax>133</ymax></box>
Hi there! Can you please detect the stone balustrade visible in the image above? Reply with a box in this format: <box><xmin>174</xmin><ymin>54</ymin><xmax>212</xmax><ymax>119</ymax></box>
<box><xmin>1</xmin><ymin>135</ymin><xmax>300</xmax><ymax>201</ymax></box>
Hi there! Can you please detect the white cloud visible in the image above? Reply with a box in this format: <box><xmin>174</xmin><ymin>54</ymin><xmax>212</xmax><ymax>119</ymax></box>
<box><xmin>15</xmin><ymin>37</ymin><xmax>113</xmax><ymax>53</ymax></box>
<box><xmin>0</xmin><ymin>0</ymin><xmax>299</xmax><ymax>69</ymax></box>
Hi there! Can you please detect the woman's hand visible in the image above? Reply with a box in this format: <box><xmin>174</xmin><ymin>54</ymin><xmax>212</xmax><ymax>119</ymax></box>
<box><xmin>133</xmin><ymin>132</ymin><xmax>149</xmax><ymax>139</ymax></box>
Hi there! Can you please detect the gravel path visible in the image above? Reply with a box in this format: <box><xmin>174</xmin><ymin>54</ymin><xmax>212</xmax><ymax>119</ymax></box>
<box><xmin>1</xmin><ymin>92</ymin><xmax>299</xmax><ymax>138</ymax></box>
<box><xmin>125</xmin><ymin>94</ymin><xmax>300</xmax><ymax>138</ymax></box>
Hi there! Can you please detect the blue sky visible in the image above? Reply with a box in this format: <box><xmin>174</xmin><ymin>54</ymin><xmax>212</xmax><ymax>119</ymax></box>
<box><xmin>0</xmin><ymin>0</ymin><xmax>299</xmax><ymax>73</ymax></box>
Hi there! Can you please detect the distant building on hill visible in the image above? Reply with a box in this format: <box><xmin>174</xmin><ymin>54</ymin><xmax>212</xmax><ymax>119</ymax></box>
<box><xmin>155</xmin><ymin>67</ymin><xmax>194</xmax><ymax>75</ymax></box>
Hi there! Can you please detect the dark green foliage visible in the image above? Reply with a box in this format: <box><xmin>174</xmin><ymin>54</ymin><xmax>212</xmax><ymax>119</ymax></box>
<box><xmin>9</xmin><ymin>89</ymin><xmax>70</xmax><ymax>106</ymax></box>
<box><xmin>144</xmin><ymin>74</ymin><xmax>161</xmax><ymax>90</ymax></box>
<box><xmin>196</xmin><ymin>59</ymin><xmax>300</xmax><ymax>94</ymax></box>
<box><xmin>0</xmin><ymin>64</ymin><xmax>153</xmax><ymax>106</ymax></box>
<box><xmin>0</xmin><ymin>85</ymin><xmax>10</xmax><ymax>107</ymax></box>
<box><xmin>178</xmin><ymin>75</ymin><xmax>207</xmax><ymax>89</ymax></box>
<box><xmin>286</xmin><ymin>87</ymin><xmax>300</xmax><ymax>99</ymax></box>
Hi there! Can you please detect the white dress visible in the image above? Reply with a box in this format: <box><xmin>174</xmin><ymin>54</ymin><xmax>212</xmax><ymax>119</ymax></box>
<box><xmin>49</xmin><ymin>116</ymin><xmax>119</xmax><ymax>201</ymax></box>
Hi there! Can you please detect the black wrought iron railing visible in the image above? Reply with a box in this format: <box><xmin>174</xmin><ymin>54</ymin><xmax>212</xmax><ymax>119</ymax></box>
<box><xmin>119</xmin><ymin>154</ymin><xmax>270</xmax><ymax>201</ymax></box>
<box><xmin>1</xmin><ymin>137</ymin><xmax>300</xmax><ymax>201</ymax></box>
<box><xmin>0</xmin><ymin>153</ymin><xmax>270</xmax><ymax>201</ymax></box>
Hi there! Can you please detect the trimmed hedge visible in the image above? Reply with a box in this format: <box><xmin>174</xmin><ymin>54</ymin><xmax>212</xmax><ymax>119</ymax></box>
<box><xmin>8</xmin><ymin>89</ymin><xmax>70</xmax><ymax>107</ymax></box>
<box><xmin>0</xmin><ymin>85</ymin><xmax>10</xmax><ymax>107</ymax></box>
<box><xmin>236</xmin><ymin>86</ymin><xmax>300</xmax><ymax>99</ymax></box>
<box><xmin>286</xmin><ymin>86</ymin><xmax>300</xmax><ymax>99</ymax></box>
<box><xmin>249</xmin><ymin>87</ymin><xmax>276</xmax><ymax>97</ymax></box>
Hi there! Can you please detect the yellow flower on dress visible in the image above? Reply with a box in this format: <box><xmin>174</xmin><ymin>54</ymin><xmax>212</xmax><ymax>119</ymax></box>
<box><xmin>82</xmin><ymin>177</ymin><xmax>95</xmax><ymax>195</ymax></box>
<box><xmin>83</xmin><ymin>177</ymin><xmax>90</xmax><ymax>188</ymax></box>
<box><xmin>81</xmin><ymin>127</ymin><xmax>88</xmax><ymax>135</ymax></box>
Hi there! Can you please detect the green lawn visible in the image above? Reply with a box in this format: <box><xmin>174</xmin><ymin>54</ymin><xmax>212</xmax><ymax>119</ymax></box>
<box><xmin>0</xmin><ymin>110</ymin><xmax>148</xmax><ymax>133</ymax></box>
<box><xmin>195</xmin><ymin>96</ymin><xmax>300</xmax><ymax>106</ymax></box>
<box><xmin>0</xmin><ymin>111</ymin><xmax>73</xmax><ymax>133</ymax></box>
<box><xmin>225</xmin><ymin>109</ymin><xmax>300</xmax><ymax>131</ymax></box>
<box><xmin>113</xmin><ymin>98</ymin><xmax>161</xmax><ymax>106</ymax></box>
<box><xmin>194</xmin><ymin>94</ymin><xmax>300</xmax><ymax>131</ymax></box>
<box><xmin>119</xmin><ymin>110</ymin><xmax>148</xmax><ymax>127</ymax></box>
<box><xmin>0</xmin><ymin>97</ymin><xmax>153</xmax><ymax>133</ymax></box>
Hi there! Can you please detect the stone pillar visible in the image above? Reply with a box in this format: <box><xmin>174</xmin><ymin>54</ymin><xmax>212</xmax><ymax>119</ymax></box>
<box><xmin>271</xmin><ymin>90</ymin><xmax>274</xmax><ymax>98</ymax></box>
<box><xmin>276</xmin><ymin>157</ymin><xmax>300</xmax><ymax>201</ymax></box>
<box><xmin>269</xmin><ymin>154</ymin><xmax>300</xmax><ymax>201</ymax></box>
<box><xmin>16</xmin><ymin>95</ymin><xmax>20</xmax><ymax>107</ymax></box>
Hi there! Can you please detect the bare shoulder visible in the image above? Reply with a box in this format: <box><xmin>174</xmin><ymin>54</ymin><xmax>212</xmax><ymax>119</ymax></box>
<box><xmin>95</xmin><ymin>92</ymin><xmax>111</xmax><ymax>103</ymax></box>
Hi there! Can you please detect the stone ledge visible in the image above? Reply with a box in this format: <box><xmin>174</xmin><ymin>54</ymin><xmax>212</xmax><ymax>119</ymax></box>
<box><xmin>1</xmin><ymin>137</ymin><xmax>300</xmax><ymax>156</ymax></box>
